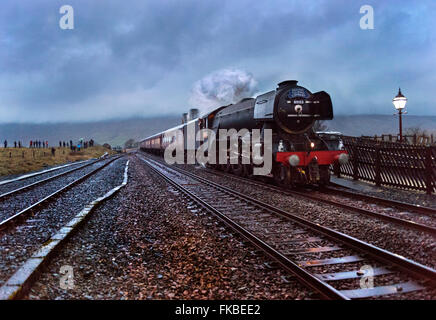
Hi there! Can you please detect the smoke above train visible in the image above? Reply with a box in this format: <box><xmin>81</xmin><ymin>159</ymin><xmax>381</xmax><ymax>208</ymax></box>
<box><xmin>189</xmin><ymin>69</ymin><xmax>258</xmax><ymax>115</ymax></box>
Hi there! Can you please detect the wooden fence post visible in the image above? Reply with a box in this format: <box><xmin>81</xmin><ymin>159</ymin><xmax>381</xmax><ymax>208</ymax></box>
<box><xmin>425</xmin><ymin>146</ymin><xmax>433</xmax><ymax>195</ymax></box>
<box><xmin>353</xmin><ymin>145</ymin><xmax>359</xmax><ymax>180</ymax></box>
<box><xmin>375</xmin><ymin>146</ymin><xmax>381</xmax><ymax>186</ymax></box>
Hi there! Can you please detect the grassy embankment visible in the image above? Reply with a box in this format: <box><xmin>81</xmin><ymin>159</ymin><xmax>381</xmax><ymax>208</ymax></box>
<box><xmin>0</xmin><ymin>146</ymin><xmax>114</xmax><ymax>177</ymax></box>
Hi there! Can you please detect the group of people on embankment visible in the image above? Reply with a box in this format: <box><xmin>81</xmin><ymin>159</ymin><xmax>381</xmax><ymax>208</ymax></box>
<box><xmin>2</xmin><ymin>138</ymin><xmax>95</xmax><ymax>151</ymax></box>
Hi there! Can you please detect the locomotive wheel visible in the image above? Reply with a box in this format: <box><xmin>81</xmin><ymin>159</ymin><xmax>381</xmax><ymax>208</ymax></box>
<box><xmin>223</xmin><ymin>160</ymin><xmax>232</xmax><ymax>173</ymax></box>
<box><xmin>217</xmin><ymin>162</ymin><xmax>226</xmax><ymax>171</ymax></box>
<box><xmin>274</xmin><ymin>163</ymin><xmax>291</xmax><ymax>186</ymax></box>
<box><xmin>240</xmin><ymin>164</ymin><xmax>248</xmax><ymax>176</ymax></box>
<box><xmin>319</xmin><ymin>165</ymin><xmax>331</xmax><ymax>186</ymax></box>
<box><xmin>231</xmin><ymin>163</ymin><xmax>244</xmax><ymax>176</ymax></box>
<box><xmin>243</xmin><ymin>164</ymin><xmax>253</xmax><ymax>178</ymax></box>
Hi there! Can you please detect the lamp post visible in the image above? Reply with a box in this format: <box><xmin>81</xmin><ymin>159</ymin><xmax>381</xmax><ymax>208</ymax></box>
<box><xmin>392</xmin><ymin>88</ymin><xmax>407</xmax><ymax>142</ymax></box>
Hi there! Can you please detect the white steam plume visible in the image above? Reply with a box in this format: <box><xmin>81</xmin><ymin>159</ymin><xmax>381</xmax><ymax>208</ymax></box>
<box><xmin>189</xmin><ymin>69</ymin><xmax>258</xmax><ymax>115</ymax></box>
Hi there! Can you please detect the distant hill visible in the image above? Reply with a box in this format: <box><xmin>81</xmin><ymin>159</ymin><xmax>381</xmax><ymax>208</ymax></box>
<box><xmin>327</xmin><ymin>115</ymin><xmax>436</xmax><ymax>137</ymax></box>
<box><xmin>0</xmin><ymin>117</ymin><xmax>180</xmax><ymax>148</ymax></box>
<box><xmin>0</xmin><ymin>115</ymin><xmax>434</xmax><ymax>147</ymax></box>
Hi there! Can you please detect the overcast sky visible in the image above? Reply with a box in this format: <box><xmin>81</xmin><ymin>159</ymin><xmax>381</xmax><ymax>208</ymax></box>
<box><xmin>0</xmin><ymin>0</ymin><xmax>435</xmax><ymax>123</ymax></box>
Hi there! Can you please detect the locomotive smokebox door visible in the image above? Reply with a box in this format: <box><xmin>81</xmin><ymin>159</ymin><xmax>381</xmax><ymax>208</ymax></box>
<box><xmin>274</xmin><ymin>81</ymin><xmax>316</xmax><ymax>134</ymax></box>
<box><xmin>272</xmin><ymin>81</ymin><xmax>335</xmax><ymax>134</ymax></box>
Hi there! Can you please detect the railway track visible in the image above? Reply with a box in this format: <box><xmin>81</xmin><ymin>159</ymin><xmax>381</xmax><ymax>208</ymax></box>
<box><xmin>0</xmin><ymin>155</ymin><xmax>120</xmax><ymax>230</ymax></box>
<box><xmin>311</xmin><ymin>186</ymin><xmax>436</xmax><ymax>233</ymax></box>
<box><xmin>0</xmin><ymin>158</ymin><xmax>104</xmax><ymax>201</ymax></box>
<box><xmin>325</xmin><ymin>184</ymin><xmax>435</xmax><ymax>217</ymax></box>
<box><xmin>139</xmin><ymin>154</ymin><xmax>436</xmax><ymax>300</ymax></box>
<box><xmin>180</xmin><ymin>162</ymin><xmax>436</xmax><ymax>235</ymax></box>
<box><xmin>0</xmin><ymin>157</ymin><xmax>129</xmax><ymax>299</ymax></box>
<box><xmin>0</xmin><ymin>156</ymin><xmax>104</xmax><ymax>189</ymax></box>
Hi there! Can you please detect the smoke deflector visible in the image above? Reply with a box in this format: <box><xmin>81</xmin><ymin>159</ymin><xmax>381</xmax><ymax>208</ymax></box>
<box><xmin>310</xmin><ymin>91</ymin><xmax>333</xmax><ymax>120</ymax></box>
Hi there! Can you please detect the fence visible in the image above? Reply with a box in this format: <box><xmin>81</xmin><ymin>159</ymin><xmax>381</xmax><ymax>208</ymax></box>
<box><xmin>360</xmin><ymin>133</ymin><xmax>435</xmax><ymax>145</ymax></box>
<box><xmin>334</xmin><ymin>136</ymin><xmax>436</xmax><ymax>194</ymax></box>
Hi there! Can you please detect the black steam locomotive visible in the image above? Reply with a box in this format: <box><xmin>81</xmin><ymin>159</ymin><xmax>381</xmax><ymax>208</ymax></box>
<box><xmin>140</xmin><ymin>80</ymin><xmax>348</xmax><ymax>186</ymax></box>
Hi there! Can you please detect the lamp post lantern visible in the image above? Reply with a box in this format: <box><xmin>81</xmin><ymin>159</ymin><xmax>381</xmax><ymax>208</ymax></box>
<box><xmin>392</xmin><ymin>88</ymin><xmax>407</xmax><ymax>142</ymax></box>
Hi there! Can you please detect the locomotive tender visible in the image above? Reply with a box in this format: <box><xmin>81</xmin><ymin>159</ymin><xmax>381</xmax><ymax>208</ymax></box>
<box><xmin>140</xmin><ymin>80</ymin><xmax>348</xmax><ymax>186</ymax></box>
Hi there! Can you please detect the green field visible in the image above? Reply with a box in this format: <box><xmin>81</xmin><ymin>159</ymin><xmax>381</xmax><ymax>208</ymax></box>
<box><xmin>0</xmin><ymin>146</ymin><xmax>114</xmax><ymax>177</ymax></box>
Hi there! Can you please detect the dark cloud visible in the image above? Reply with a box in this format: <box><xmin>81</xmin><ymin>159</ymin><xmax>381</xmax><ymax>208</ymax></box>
<box><xmin>0</xmin><ymin>0</ymin><xmax>434</xmax><ymax>123</ymax></box>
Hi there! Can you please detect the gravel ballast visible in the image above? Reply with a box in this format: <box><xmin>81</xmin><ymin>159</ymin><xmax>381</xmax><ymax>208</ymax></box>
<box><xmin>0</xmin><ymin>157</ymin><xmax>127</xmax><ymax>286</ymax></box>
<box><xmin>0</xmin><ymin>159</ymin><xmax>95</xmax><ymax>195</ymax></box>
<box><xmin>28</xmin><ymin>155</ymin><xmax>312</xmax><ymax>300</ymax></box>
<box><xmin>170</xmin><ymin>160</ymin><xmax>436</xmax><ymax>271</ymax></box>
<box><xmin>0</xmin><ymin>158</ymin><xmax>113</xmax><ymax>222</ymax></box>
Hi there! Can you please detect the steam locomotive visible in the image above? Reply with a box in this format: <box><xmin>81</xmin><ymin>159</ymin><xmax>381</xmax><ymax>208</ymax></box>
<box><xmin>140</xmin><ymin>80</ymin><xmax>348</xmax><ymax>186</ymax></box>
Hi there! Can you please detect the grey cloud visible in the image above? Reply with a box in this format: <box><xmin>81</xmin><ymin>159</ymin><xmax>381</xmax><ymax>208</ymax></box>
<box><xmin>0</xmin><ymin>0</ymin><xmax>434</xmax><ymax>123</ymax></box>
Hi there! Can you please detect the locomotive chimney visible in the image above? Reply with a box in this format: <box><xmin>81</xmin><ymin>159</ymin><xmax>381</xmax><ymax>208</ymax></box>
<box><xmin>188</xmin><ymin>108</ymin><xmax>199</xmax><ymax>120</ymax></box>
<box><xmin>277</xmin><ymin>80</ymin><xmax>298</xmax><ymax>90</ymax></box>
<box><xmin>182</xmin><ymin>113</ymin><xmax>188</xmax><ymax>124</ymax></box>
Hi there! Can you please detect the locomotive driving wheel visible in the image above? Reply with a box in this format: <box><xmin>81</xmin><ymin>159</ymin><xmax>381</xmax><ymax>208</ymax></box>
<box><xmin>231</xmin><ymin>162</ymin><xmax>244</xmax><ymax>176</ymax></box>
<box><xmin>318</xmin><ymin>165</ymin><xmax>331</xmax><ymax>186</ymax></box>
<box><xmin>223</xmin><ymin>159</ymin><xmax>232</xmax><ymax>173</ymax></box>
<box><xmin>231</xmin><ymin>153</ymin><xmax>248</xmax><ymax>176</ymax></box>
<box><xmin>274</xmin><ymin>163</ymin><xmax>291</xmax><ymax>186</ymax></box>
<box><xmin>243</xmin><ymin>164</ymin><xmax>253</xmax><ymax>178</ymax></box>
